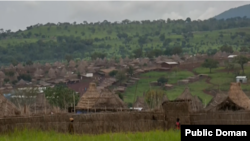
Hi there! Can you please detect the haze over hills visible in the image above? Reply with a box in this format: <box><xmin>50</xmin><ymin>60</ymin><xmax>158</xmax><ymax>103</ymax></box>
<box><xmin>214</xmin><ymin>4</ymin><xmax>250</xmax><ymax>19</ymax></box>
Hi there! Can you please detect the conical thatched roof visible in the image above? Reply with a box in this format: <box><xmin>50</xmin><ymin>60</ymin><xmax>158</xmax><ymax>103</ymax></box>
<box><xmin>16</xmin><ymin>63</ymin><xmax>24</xmax><ymax>69</ymax></box>
<box><xmin>77</xmin><ymin>63</ymin><xmax>86</xmax><ymax>74</ymax></box>
<box><xmin>16</xmin><ymin>79</ymin><xmax>28</xmax><ymax>86</ymax></box>
<box><xmin>0</xmin><ymin>94</ymin><xmax>20</xmax><ymax>117</ymax></box>
<box><xmin>176</xmin><ymin>87</ymin><xmax>203</xmax><ymax>112</ymax></box>
<box><xmin>60</xmin><ymin>68</ymin><xmax>67</xmax><ymax>77</ymax></box>
<box><xmin>76</xmin><ymin>83</ymin><xmax>126</xmax><ymax>110</ymax></box>
<box><xmin>191</xmin><ymin>96</ymin><xmax>204</xmax><ymax>112</ymax></box>
<box><xmin>45</xmin><ymin>63</ymin><xmax>51</xmax><ymax>68</ymax></box>
<box><xmin>206</xmin><ymin>83</ymin><xmax>250</xmax><ymax>111</ymax></box>
<box><xmin>176</xmin><ymin>87</ymin><xmax>193</xmax><ymax>100</ymax></box>
<box><xmin>205</xmin><ymin>93</ymin><xmax>228</xmax><ymax>111</ymax></box>
<box><xmin>53</xmin><ymin>61</ymin><xmax>59</xmax><ymax>67</ymax></box>
<box><xmin>228</xmin><ymin>82</ymin><xmax>250</xmax><ymax>110</ymax></box>
<box><xmin>0</xmin><ymin>71</ymin><xmax>5</xmax><ymax>78</ymax></box>
<box><xmin>48</xmin><ymin>68</ymin><xmax>56</xmax><ymax>79</ymax></box>
<box><xmin>69</xmin><ymin>60</ymin><xmax>76</xmax><ymax>68</ymax></box>
<box><xmin>133</xmin><ymin>96</ymin><xmax>149</xmax><ymax>109</ymax></box>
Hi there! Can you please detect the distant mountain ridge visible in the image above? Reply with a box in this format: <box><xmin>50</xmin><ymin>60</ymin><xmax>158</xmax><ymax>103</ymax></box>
<box><xmin>214</xmin><ymin>4</ymin><xmax>250</xmax><ymax>20</ymax></box>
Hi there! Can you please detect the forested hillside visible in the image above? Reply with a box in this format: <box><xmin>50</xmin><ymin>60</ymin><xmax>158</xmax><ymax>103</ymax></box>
<box><xmin>1</xmin><ymin>18</ymin><xmax>250</xmax><ymax>65</ymax></box>
<box><xmin>214</xmin><ymin>4</ymin><xmax>250</xmax><ymax>19</ymax></box>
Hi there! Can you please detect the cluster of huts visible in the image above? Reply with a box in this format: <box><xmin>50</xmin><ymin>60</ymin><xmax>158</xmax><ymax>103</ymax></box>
<box><xmin>0</xmin><ymin>81</ymin><xmax>250</xmax><ymax>118</ymax></box>
<box><xmin>163</xmin><ymin>82</ymin><xmax>250</xmax><ymax>113</ymax></box>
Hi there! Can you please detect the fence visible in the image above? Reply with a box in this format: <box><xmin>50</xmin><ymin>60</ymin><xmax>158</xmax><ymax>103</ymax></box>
<box><xmin>1</xmin><ymin>111</ymin><xmax>250</xmax><ymax>134</ymax></box>
<box><xmin>0</xmin><ymin>112</ymin><xmax>166</xmax><ymax>134</ymax></box>
<box><xmin>190</xmin><ymin>111</ymin><xmax>250</xmax><ymax>125</ymax></box>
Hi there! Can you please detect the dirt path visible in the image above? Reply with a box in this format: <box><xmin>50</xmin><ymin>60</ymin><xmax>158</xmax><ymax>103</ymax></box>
<box><xmin>189</xmin><ymin>69</ymin><xmax>217</xmax><ymax>97</ymax></box>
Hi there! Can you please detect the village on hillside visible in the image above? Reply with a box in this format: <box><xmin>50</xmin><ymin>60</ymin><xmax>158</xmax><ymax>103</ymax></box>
<box><xmin>1</xmin><ymin>50</ymin><xmax>250</xmax><ymax>118</ymax></box>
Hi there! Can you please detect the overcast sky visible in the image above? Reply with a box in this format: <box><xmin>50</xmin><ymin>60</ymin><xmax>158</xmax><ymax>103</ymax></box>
<box><xmin>1</xmin><ymin>1</ymin><xmax>250</xmax><ymax>32</ymax></box>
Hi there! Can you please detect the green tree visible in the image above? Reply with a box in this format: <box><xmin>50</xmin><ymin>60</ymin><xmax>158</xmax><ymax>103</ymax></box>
<box><xmin>224</xmin><ymin>60</ymin><xmax>235</xmax><ymax>74</ymax></box>
<box><xmin>44</xmin><ymin>84</ymin><xmax>79</xmax><ymax>109</ymax></box>
<box><xmin>109</xmin><ymin>70</ymin><xmax>118</xmax><ymax>77</ymax></box>
<box><xmin>65</xmin><ymin>54</ymin><xmax>72</xmax><ymax>63</ymax></box>
<box><xmin>115</xmin><ymin>71</ymin><xmax>126</xmax><ymax>85</ymax></box>
<box><xmin>91</xmin><ymin>52</ymin><xmax>106</xmax><ymax>60</ymax></box>
<box><xmin>233</xmin><ymin>55</ymin><xmax>249</xmax><ymax>74</ymax></box>
<box><xmin>145</xmin><ymin>89</ymin><xmax>165</xmax><ymax>109</ymax></box>
<box><xmin>220</xmin><ymin>45</ymin><xmax>233</xmax><ymax>53</ymax></box>
<box><xmin>11</xmin><ymin>59</ymin><xmax>18</xmax><ymax>66</ymax></box>
<box><xmin>240</xmin><ymin>46</ymin><xmax>249</xmax><ymax>52</ymax></box>
<box><xmin>26</xmin><ymin>60</ymin><xmax>33</xmax><ymax>66</ymax></box>
<box><xmin>159</xmin><ymin>34</ymin><xmax>165</xmax><ymax>41</ymax></box>
<box><xmin>202</xmin><ymin>59</ymin><xmax>219</xmax><ymax>73</ymax></box>
<box><xmin>126</xmin><ymin>65</ymin><xmax>135</xmax><ymax>77</ymax></box>
<box><xmin>18</xmin><ymin>74</ymin><xmax>32</xmax><ymax>82</ymax></box>
<box><xmin>132</xmin><ymin>48</ymin><xmax>143</xmax><ymax>58</ymax></box>
<box><xmin>172</xmin><ymin>46</ymin><xmax>182</xmax><ymax>55</ymax></box>
<box><xmin>157</xmin><ymin>76</ymin><xmax>168</xmax><ymax>86</ymax></box>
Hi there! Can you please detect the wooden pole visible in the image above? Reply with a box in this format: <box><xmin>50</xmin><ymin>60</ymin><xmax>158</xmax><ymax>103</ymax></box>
<box><xmin>35</xmin><ymin>102</ymin><xmax>36</xmax><ymax>114</ymax></box>
<box><xmin>44</xmin><ymin>95</ymin><xmax>46</xmax><ymax>114</ymax></box>
<box><xmin>73</xmin><ymin>92</ymin><xmax>75</xmax><ymax>113</ymax></box>
<box><xmin>133</xmin><ymin>81</ymin><xmax>138</xmax><ymax>104</ymax></box>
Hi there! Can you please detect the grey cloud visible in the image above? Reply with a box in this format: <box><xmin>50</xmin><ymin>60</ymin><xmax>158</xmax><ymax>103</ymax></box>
<box><xmin>1</xmin><ymin>1</ymin><xmax>250</xmax><ymax>32</ymax></box>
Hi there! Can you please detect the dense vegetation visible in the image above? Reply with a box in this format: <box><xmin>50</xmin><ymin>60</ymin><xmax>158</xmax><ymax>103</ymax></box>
<box><xmin>1</xmin><ymin>17</ymin><xmax>250</xmax><ymax>65</ymax></box>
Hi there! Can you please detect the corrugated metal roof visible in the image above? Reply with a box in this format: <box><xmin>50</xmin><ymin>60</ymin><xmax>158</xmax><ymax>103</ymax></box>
<box><xmin>236</xmin><ymin>76</ymin><xmax>246</xmax><ymax>79</ymax></box>
<box><xmin>228</xmin><ymin>55</ymin><xmax>237</xmax><ymax>58</ymax></box>
<box><xmin>85</xmin><ymin>73</ymin><xmax>93</xmax><ymax>77</ymax></box>
<box><xmin>165</xmin><ymin>62</ymin><xmax>178</xmax><ymax>64</ymax></box>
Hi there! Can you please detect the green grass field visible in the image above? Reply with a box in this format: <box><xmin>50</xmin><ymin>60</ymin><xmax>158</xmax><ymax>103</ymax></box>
<box><xmin>0</xmin><ymin>129</ymin><xmax>180</xmax><ymax>141</ymax></box>
<box><xmin>123</xmin><ymin>64</ymin><xmax>250</xmax><ymax>105</ymax></box>
<box><xmin>123</xmin><ymin>71</ymin><xmax>194</xmax><ymax>103</ymax></box>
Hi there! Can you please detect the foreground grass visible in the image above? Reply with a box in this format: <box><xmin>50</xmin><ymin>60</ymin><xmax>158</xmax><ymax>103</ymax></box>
<box><xmin>0</xmin><ymin>129</ymin><xmax>180</xmax><ymax>141</ymax></box>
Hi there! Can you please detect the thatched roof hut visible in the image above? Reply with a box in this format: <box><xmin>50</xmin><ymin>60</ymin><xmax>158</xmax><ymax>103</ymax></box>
<box><xmin>60</xmin><ymin>68</ymin><xmax>67</xmax><ymax>77</ymax></box>
<box><xmin>133</xmin><ymin>96</ymin><xmax>149</xmax><ymax>110</ymax></box>
<box><xmin>29</xmin><ymin>93</ymin><xmax>51</xmax><ymax>113</ymax></box>
<box><xmin>16</xmin><ymin>79</ymin><xmax>29</xmax><ymax>87</ymax></box>
<box><xmin>16</xmin><ymin>63</ymin><xmax>24</xmax><ymax>69</ymax></box>
<box><xmin>68</xmin><ymin>60</ymin><xmax>76</xmax><ymax>68</ymax></box>
<box><xmin>228</xmin><ymin>82</ymin><xmax>250</xmax><ymax>109</ymax></box>
<box><xmin>176</xmin><ymin>87</ymin><xmax>204</xmax><ymax>112</ymax></box>
<box><xmin>76</xmin><ymin>83</ymin><xmax>126</xmax><ymax>110</ymax></box>
<box><xmin>45</xmin><ymin>63</ymin><xmax>51</xmax><ymax>68</ymax></box>
<box><xmin>176</xmin><ymin>87</ymin><xmax>193</xmax><ymax>100</ymax></box>
<box><xmin>0</xmin><ymin>94</ymin><xmax>20</xmax><ymax>117</ymax></box>
<box><xmin>77</xmin><ymin>63</ymin><xmax>86</xmax><ymax>74</ymax></box>
<box><xmin>205</xmin><ymin>93</ymin><xmax>228</xmax><ymax>111</ymax></box>
<box><xmin>0</xmin><ymin>71</ymin><xmax>5</xmax><ymax>79</ymax></box>
<box><xmin>48</xmin><ymin>68</ymin><xmax>56</xmax><ymax>79</ymax></box>
<box><xmin>206</xmin><ymin>83</ymin><xmax>250</xmax><ymax>111</ymax></box>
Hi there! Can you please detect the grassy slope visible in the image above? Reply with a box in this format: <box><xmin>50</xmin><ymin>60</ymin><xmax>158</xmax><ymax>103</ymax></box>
<box><xmin>123</xmin><ymin>71</ymin><xmax>194</xmax><ymax>103</ymax></box>
<box><xmin>1</xmin><ymin>25</ymin><xmax>250</xmax><ymax>57</ymax></box>
<box><xmin>123</xmin><ymin>65</ymin><xmax>250</xmax><ymax>105</ymax></box>
<box><xmin>0</xmin><ymin>130</ymin><xmax>180</xmax><ymax>141</ymax></box>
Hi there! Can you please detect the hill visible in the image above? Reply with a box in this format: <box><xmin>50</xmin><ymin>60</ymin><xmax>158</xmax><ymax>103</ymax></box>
<box><xmin>1</xmin><ymin>18</ymin><xmax>250</xmax><ymax>66</ymax></box>
<box><xmin>214</xmin><ymin>4</ymin><xmax>250</xmax><ymax>19</ymax></box>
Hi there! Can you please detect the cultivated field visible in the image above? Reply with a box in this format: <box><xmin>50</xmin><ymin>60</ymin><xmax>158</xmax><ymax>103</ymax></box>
<box><xmin>0</xmin><ymin>129</ymin><xmax>180</xmax><ymax>141</ymax></box>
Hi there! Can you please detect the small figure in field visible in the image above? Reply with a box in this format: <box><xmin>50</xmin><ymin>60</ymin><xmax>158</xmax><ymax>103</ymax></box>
<box><xmin>176</xmin><ymin>118</ymin><xmax>180</xmax><ymax>130</ymax></box>
<box><xmin>68</xmin><ymin>118</ymin><xmax>74</xmax><ymax>134</ymax></box>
